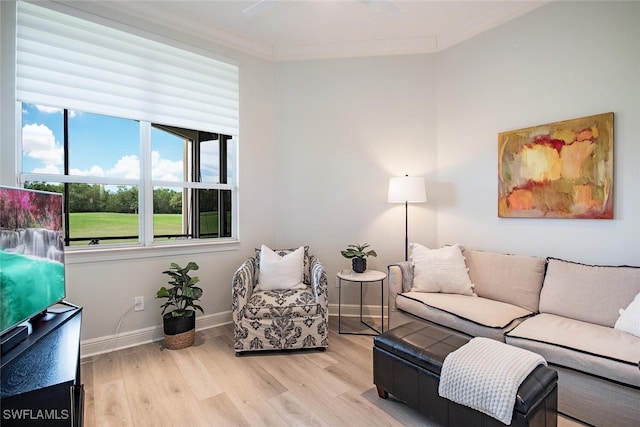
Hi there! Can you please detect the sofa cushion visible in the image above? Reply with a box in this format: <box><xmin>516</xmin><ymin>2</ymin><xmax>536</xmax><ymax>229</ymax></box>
<box><xmin>409</xmin><ymin>243</ymin><xmax>474</xmax><ymax>296</ymax></box>
<box><xmin>397</xmin><ymin>292</ymin><xmax>532</xmax><ymax>341</ymax></box>
<box><xmin>539</xmin><ymin>258</ymin><xmax>640</xmax><ymax>327</ymax></box>
<box><xmin>463</xmin><ymin>249</ymin><xmax>546</xmax><ymax>312</ymax></box>
<box><xmin>506</xmin><ymin>313</ymin><xmax>640</xmax><ymax>388</ymax></box>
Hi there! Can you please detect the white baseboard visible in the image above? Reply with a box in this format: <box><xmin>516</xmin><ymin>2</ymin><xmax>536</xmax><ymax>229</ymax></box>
<box><xmin>328</xmin><ymin>303</ymin><xmax>387</xmax><ymax>318</ymax></box>
<box><xmin>80</xmin><ymin>311</ymin><xmax>232</xmax><ymax>360</ymax></box>
<box><xmin>81</xmin><ymin>305</ymin><xmax>388</xmax><ymax>359</ymax></box>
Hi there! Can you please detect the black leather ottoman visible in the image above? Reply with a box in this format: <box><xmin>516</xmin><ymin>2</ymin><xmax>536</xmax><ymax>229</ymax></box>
<box><xmin>373</xmin><ymin>321</ymin><xmax>558</xmax><ymax>426</ymax></box>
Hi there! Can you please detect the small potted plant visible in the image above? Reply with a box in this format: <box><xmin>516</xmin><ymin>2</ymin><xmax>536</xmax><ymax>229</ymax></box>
<box><xmin>341</xmin><ymin>243</ymin><xmax>377</xmax><ymax>273</ymax></box>
<box><xmin>156</xmin><ymin>261</ymin><xmax>203</xmax><ymax>350</ymax></box>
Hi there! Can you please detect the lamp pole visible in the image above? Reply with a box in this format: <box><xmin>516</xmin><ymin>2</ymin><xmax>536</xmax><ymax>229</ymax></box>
<box><xmin>404</xmin><ymin>199</ymin><xmax>409</xmax><ymax>261</ymax></box>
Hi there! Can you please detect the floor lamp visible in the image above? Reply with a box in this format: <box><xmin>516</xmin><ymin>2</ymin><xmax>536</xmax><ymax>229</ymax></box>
<box><xmin>388</xmin><ymin>176</ymin><xmax>427</xmax><ymax>261</ymax></box>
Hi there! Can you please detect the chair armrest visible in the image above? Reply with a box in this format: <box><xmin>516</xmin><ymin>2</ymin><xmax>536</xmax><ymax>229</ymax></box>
<box><xmin>232</xmin><ymin>257</ymin><xmax>257</xmax><ymax>322</ymax></box>
<box><xmin>388</xmin><ymin>261</ymin><xmax>413</xmax><ymax>311</ymax></box>
<box><xmin>310</xmin><ymin>255</ymin><xmax>329</xmax><ymax>308</ymax></box>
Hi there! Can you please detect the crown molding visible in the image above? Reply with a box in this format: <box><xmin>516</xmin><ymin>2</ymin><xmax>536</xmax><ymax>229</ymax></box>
<box><xmin>53</xmin><ymin>0</ymin><xmax>549</xmax><ymax>62</ymax></box>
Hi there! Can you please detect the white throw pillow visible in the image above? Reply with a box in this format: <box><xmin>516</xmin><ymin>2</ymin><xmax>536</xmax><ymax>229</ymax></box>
<box><xmin>410</xmin><ymin>243</ymin><xmax>475</xmax><ymax>296</ymax></box>
<box><xmin>614</xmin><ymin>292</ymin><xmax>640</xmax><ymax>338</ymax></box>
<box><xmin>256</xmin><ymin>245</ymin><xmax>305</xmax><ymax>291</ymax></box>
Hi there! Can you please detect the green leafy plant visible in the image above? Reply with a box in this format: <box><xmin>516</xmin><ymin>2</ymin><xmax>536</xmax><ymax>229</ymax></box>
<box><xmin>156</xmin><ymin>262</ymin><xmax>203</xmax><ymax>318</ymax></box>
<box><xmin>340</xmin><ymin>243</ymin><xmax>378</xmax><ymax>260</ymax></box>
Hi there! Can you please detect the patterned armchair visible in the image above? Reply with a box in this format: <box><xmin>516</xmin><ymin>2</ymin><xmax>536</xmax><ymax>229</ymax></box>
<box><xmin>232</xmin><ymin>247</ymin><xmax>329</xmax><ymax>353</ymax></box>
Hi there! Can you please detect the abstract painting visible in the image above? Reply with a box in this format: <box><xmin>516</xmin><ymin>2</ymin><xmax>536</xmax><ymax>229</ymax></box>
<box><xmin>498</xmin><ymin>112</ymin><xmax>613</xmax><ymax>219</ymax></box>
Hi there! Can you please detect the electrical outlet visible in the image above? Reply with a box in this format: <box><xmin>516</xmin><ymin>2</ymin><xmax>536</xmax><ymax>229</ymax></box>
<box><xmin>134</xmin><ymin>296</ymin><xmax>144</xmax><ymax>312</ymax></box>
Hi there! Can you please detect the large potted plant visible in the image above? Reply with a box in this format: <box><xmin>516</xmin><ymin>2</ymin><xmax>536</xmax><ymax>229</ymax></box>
<box><xmin>156</xmin><ymin>261</ymin><xmax>203</xmax><ymax>350</ymax></box>
<box><xmin>341</xmin><ymin>243</ymin><xmax>378</xmax><ymax>273</ymax></box>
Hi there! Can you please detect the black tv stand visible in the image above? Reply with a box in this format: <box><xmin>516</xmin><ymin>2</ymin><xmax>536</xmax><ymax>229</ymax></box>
<box><xmin>1</xmin><ymin>302</ymin><xmax>83</xmax><ymax>426</ymax></box>
<box><xmin>0</xmin><ymin>325</ymin><xmax>29</xmax><ymax>356</ymax></box>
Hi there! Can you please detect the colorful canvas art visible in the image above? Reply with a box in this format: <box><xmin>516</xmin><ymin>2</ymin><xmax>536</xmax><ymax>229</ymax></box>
<box><xmin>498</xmin><ymin>113</ymin><xmax>613</xmax><ymax>219</ymax></box>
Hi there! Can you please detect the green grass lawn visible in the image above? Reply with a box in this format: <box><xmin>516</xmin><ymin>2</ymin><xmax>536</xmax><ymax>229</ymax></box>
<box><xmin>68</xmin><ymin>212</ymin><xmax>220</xmax><ymax>245</ymax></box>
<box><xmin>70</xmin><ymin>212</ymin><xmax>142</xmax><ymax>238</ymax></box>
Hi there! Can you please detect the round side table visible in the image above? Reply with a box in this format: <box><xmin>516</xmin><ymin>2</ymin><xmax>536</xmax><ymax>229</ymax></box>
<box><xmin>337</xmin><ymin>269</ymin><xmax>387</xmax><ymax>335</ymax></box>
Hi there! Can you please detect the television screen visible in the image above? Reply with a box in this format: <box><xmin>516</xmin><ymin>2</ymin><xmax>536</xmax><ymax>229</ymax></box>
<box><xmin>0</xmin><ymin>186</ymin><xmax>65</xmax><ymax>336</ymax></box>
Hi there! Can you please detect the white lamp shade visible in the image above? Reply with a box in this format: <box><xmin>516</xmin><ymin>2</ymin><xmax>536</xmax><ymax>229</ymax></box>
<box><xmin>388</xmin><ymin>176</ymin><xmax>427</xmax><ymax>203</ymax></box>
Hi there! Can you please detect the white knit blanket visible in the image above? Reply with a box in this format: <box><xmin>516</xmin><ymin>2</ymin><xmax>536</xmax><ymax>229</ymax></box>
<box><xmin>438</xmin><ymin>337</ymin><xmax>546</xmax><ymax>425</ymax></box>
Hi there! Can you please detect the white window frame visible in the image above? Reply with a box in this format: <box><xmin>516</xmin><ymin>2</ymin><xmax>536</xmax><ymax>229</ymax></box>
<box><xmin>19</xmin><ymin>108</ymin><xmax>238</xmax><ymax>251</ymax></box>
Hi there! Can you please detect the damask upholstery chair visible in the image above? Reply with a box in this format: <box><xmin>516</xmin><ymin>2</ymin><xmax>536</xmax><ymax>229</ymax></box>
<box><xmin>232</xmin><ymin>246</ymin><xmax>329</xmax><ymax>354</ymax></box>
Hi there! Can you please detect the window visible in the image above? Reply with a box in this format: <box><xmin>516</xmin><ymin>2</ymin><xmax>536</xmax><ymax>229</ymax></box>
<box><xmin>15</xmin><ymin>2</ymin><xmax>239</xmax><ymax>249</ymax></box>
<box><xmin>21</xmin><ymin>104</ymin><xmax>235</xmax><ymax>247</ymax></box>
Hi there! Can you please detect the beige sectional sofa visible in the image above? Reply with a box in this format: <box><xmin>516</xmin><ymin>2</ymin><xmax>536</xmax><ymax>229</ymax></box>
<box><xmin>388</xmin><ymin>246</ymin><xmax>640</xmax><ymax>427</ymax></box>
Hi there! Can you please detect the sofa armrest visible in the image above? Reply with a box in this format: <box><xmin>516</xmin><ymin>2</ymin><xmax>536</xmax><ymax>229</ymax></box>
<box><xmin>310</xmin><ymin>255</ymin><xmax>329</xmax><ymax>310</ymax></box>
<box><xmin>388</xmin><ymin>261</ymin><xmax>413</xmax><ymax>312</ymax></box>
<box><xmin>231</xmin><ymin>257</ymin><xmax>257</xmax><ymax>323</ymax></box>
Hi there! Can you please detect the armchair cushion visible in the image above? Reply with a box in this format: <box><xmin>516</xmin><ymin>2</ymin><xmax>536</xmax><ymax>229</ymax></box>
<box><xmin>255</xmin><ymin>245</ymin><xmax>311</xmax><ymax>285</ymax></box>
<box><xmin>245</xmin><ymin>288</ymin><xmax>321</xmax><ymax>319</ymax></box>
<box><xmin>256</xmin><ymin>245</ymin><xmax>305</xmax><ymax>291</ymax></box>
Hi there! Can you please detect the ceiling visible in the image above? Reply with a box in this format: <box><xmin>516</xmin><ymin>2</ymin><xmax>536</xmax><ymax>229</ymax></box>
<box><xmin>63</xmin><ymin>0</ymin><xmax>548</xmax><ymax>61</ymax></box>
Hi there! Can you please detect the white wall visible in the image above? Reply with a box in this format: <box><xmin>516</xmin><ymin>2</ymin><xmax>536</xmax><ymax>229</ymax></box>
<box><xmin>435</xmin><ymin>1</ymin><xmax>640</xmax><ymax>265</ymax></box>
<box><xmin>273</xmin><ymin>55</ymin><xmax>438</xmax><ymax>305</ymax></box>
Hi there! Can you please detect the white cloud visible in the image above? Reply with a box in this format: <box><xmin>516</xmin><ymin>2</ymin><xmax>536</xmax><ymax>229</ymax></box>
<box><xmin>69</xmin><ymin>165</ymin><xmax>105</xmax><ymax>177</ymax></box>
<box><xmin>32</xmin><ymin>164</ymin><xmax>61</xmax><ymax>174</ymax></box>
<box><xmin>151</xmin><ymin>150</ymin><xmax>182</xmax><ymax>181</ymax></box>
<box><xmin>22</xmin><ymin>123</ymin><xmax>63</xmax><ymax>167</ymax></box>
<box><xmin>108</xmin><ymin>155</ymin><xmax>140</xmax><ymax>179</ymax></box>
<box><xmin>22</xmin><ymin>126</ymin><xmax>183</xmax><ymax>182</ymax></box>
<box><xmin>35</xmin><ymin>105</ymin><xmax>63</xmax><ymax>114</ymax></box>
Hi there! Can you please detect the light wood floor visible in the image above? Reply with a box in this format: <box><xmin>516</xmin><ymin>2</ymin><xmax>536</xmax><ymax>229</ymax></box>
<box><xmin>81</xmin><ymin>319</ymin><xmax>585</xmax><ymax>427</ymax></box>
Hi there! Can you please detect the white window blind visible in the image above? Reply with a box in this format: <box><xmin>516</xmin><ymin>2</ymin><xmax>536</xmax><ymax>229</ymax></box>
<box><xmin>16</xmin><ymin>1</ymin><xmax>239</xmax><ymax>136</ymax></box>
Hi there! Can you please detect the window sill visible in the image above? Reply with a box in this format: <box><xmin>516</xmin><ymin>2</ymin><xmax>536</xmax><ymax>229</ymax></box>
<box><xmin>64</xmin><ymin>239</ymin><xmax>240</xmax><ymax>265</ymax></box>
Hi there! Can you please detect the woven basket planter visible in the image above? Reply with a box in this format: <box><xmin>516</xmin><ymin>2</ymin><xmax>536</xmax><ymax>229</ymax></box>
<box><xmin>162</xmin><ymin>313</ymin><xmax>196</xmax><ymax>350</ymax></box>
<box><xmin>164</xmin><ymin>328</ymin><xmax>195</xmax><ymax>350</ymax></box>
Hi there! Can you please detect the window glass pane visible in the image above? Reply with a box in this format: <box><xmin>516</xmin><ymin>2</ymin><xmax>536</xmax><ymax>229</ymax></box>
<box><xmin>219</xmin><ymin>189</ymin><xmax>232</xmax><ymax>238</ymax></box>
<box><xmin>21</xmin><ymin>104</ymin><xmax>64</xmax><ymax>175</ymax></box>
<box><xmin>23</xmin><ymin>182</ymin><xmax>140</xmax><ymax>246</ymax></box>
<box><xmin>68</xmin><ymin>184</ymin><xmax>139</xmax><ymax>246</ymax></box>
<box><xmin>151</xmin><ymin>126</ymin><xmax>185</xmax><ymax>182</ymax></box>
<box><xmin>153</xmin><ymin>186</ymin><xmax>187</xmax><ymax>241</ymax></box>
<box><xmin>200</xmin><ymin>138</ymin><xmax>220</xmax><ymax>184</ymax></box>
<box><xmin>198</xmin><ymin>189</ymin><xmax>232</xmax><ymax>238</ymax></box>
<box><xmin>68</xmin><ymin>112</ymin><xmax>139</xmax><ymax>178</ymax></box>
<box><xmin>198</xmin><ymin>189</ymin><xmax>218</xmax><ymax>238</ymax></box>
<box><xmin>226</xmin><ymin>138</ymin><xmax>236</xmax><ymax>184</ymax></box>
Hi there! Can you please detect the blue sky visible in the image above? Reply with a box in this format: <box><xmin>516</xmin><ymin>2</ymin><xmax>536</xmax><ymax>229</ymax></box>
<box><xmin>21</xmin><ymin>104</ymin><xmax>220</xmax><ymax>183</ymax></box>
